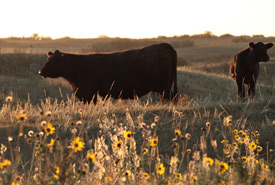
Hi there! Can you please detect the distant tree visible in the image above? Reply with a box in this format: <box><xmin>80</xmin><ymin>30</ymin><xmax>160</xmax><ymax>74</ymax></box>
<box><xmin>219</xmin><ymin>33</ymin><xmax>234</xmax><ymax>38</ymax></box>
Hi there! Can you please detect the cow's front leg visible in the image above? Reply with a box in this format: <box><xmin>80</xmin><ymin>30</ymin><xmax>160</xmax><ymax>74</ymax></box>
<box><xmin>248</xmin><ymin>76</ymin><xmax>256</xmax><ymax>98</ymax></box>
<box><xmin>236</xmin><ymin>76</ymin><xmax>245</xmax><ymax>99</ymax></box>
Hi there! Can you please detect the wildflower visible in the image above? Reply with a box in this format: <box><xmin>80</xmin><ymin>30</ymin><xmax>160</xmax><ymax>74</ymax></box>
<box><xmin>16</xmin><ymin>113</ymin><xmax>27</xmax><ymax>121</ymax></box>
<box><xmin>124</xmin><ymin>131</ymin><xmax>132</xmax><ymax>139</ymax></box>
<box><xmin>206</xmin><ymin>122</ymin><xmax>211</xmax><ymax>127</ymax></box>
<box><xmin>71</xmin><ymin>128</ymin><xmax>78</xmax><ymax>134</ymax></box>
<box><xmin>124</xmin><ymin>170</ymin><xmax>131</xmax><ymax>177</ymax></box>
<box><xmin>151</xmin><ymin>122</ymin><xmax>157</xmax><ymax>128</ymax></box>
<box><xmin>249</xmin><ymin>142</ymin><xmax>257</xmax><ymax>151</ymax></box>
<box><xmin>176</xmin><ymin>173</ymin><xmax>182</xmax><ymax>179</ymax></box>
<box><xmin>41</xmin><ymin>121</ymin><xmax>47</xmax><ymax>127</ymax></box>
<box><xmin>0</xmin><ymin>159</ymin><xmax>11</xmax><ymax>169</ymax></box>
<box><xmin>172</xmin><ymin>138</ymin><xmax>178</xmax><ymax>143</ymax></box>
<box><xmin>186</xmin><ymin>149</ymin><xmax>191</xmax><ymax>153</ymax></box>
<box><xmin>242</xmin><ymin>156</ymin><xmax>248</xmax><ymax>163</ymax></box>
<box><xmin>156</xmin><ymin>163</ymin><xmax>165</xmax><ymax>175</ymax></box>
<box><xmin>87</xmin><ymin>151</ymin><xmax>96</xmax><ymax>162</ymax></box>
<box><xmin>262</xmin><ymin>163</ymin><xmax>269</xmax><ymax>170</ymax></box>
<box><xmin>114</xmin><ymin>140</ymin><xmax>122</xmax><ymax>150</ymax></box>
<box><xmin>185</xmin><ymin>133</ymin><xmax>191</xmax><ymax>140</ymax></box>
<box><xmin>11</xmin><ymin>183</ymin><xmax>19</xmax><ymax>185</ymax></box>
<box><xmin>8</xmin><ymin>136</ymin><xmax>13</xmax><ymax>142</ymax></box>
<box><xmin>55</xmin><ymin>166</ymin><xmax>60</xmax><ymax>175</ymax></box>
<box><xmin>39</xmin><ymin>131</ymin><xmax>44</xmax><ymax>137</ymax></box>
<box><xmin>48</xmin><ymin>138</ymin><xmax>55</xmax><ymax>153</ymax></box>
<box><xmin>140</xmin><ymin>122</ymin><xmax>147</xmax><ymax>129</ymax></box>
<box><xmin>5</xmin><ymin>96</ymin><xmax>13</xmax><ymax>103</ymax></box>
<box><xmin>76</xmin><ymin>120</ymin><xmax>83</xmax><ymax>127</ymax></box>
<box><xmin>221</xmin><ymin>140</ymin><xmax>228</xmax><ymax>144</ymax></box>
<box><xmin>269</xmin><ymin>149</ymin><xmax>274</xmax><ymax>154</ymax></box>
<box><xmin>150</xmin><ymin>136</ymin><xmax>158</xmax><ymax>147</ymax></box>
<box><xmin>154</xmin><ymin>116</ymin><xmax>160</xmax><ymax>123</ymax></box>
<box><xmin>234</xmin><ymin>129</ymin><xmax>238</xmax><ymax>135</ymax></box>
<box><xmin>105</xmin><ymin>176</ymin><xmax>112</xmax><ymax>182</ymax></box>
<box><xmin>218</xmin><ymin>161</ymin><xmax>228</xmax><ymax>174</ymax></box>
<box><xmin>70</xmin><ymin>137</ymin><xmax>85</xmax><ymax>152</ymax></box>
<box><xmin>45</xmin><ymin>111</ymin><xmax>52</xmax><ymax>117</ymax></box>
<box><xmin>27</xmin><ymin>138</ymin><xmax>33</xmax><ymax>145</ymax></box>
<box><xmin>174</xmin><ymin>129</ymin><xmax>181</xmax><ymax>136</ymax></box>
<box><xmin>257</xmin><ymin>146</ymin><xmax>262</xmax><ymax>152</ymax></box>
<box><xmin>143</xmin><ymin>148</ymin><xmax>148</xmax><ymax>155</ymax></box>
<box><xmin>192</xmin><ymin>176</ymin><xmax>198</xmax><ymax>182</ymax></box>
<box><xmin>28</xmin><ymin>130</ymin><xmax>34</xmax><ymax>137</ymax></box>
<box><xmin>235</xmin><ymin>135</ymin><xmax>240</xmax><ymax>140</ymax></box>
<box><xmin>53</xmin><ymin>166</ymin><xmax>60</xmax><ymax>179</ymax></box>
<box><xmin>203</xmin><ymin>157</ymin><xmax>214</xmax><ymax>166</ymax></box>
<box><xmin>224</xmin><ymin>115</ymin><xmax>232</xmax><ymax>125</ymax></box>
<box><xmin>239</xmin><ymin>130</ymin><xmax>245</xmax><ymax>136</ymax></box>
<box><xmin>142</xmin><ymin>172</ymin><xmax>150</xmax><ymax>179</ymax></box>
<box><xmin>44</xmin><ymin>123</ymin><xmax>55</xmax><ymax>136</ymax></box>
<box><xmin>239</xmin><ymin>138</ymin><xmax>245</xmax><ymax>144</ymax></box>
<box><xmin>233</xmin><ymin>142</ymin><xmax>238</xmax><ymax>148</ymax></box>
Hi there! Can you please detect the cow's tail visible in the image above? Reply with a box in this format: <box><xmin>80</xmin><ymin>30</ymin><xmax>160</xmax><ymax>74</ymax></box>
<box><xmin>230</xmin><ymin>56</ymin><xmax>236</xmax><ymax>78</ymax></box>
<box><xmin>171</xmin><ymin>46</ymin><xmax>179</xmax><ymax>103</ymax></box>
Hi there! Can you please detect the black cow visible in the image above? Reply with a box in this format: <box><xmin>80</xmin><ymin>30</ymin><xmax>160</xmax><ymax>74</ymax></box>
<box><xmin>39</xmin><ymin>43</ymin><xmax>178</xmax><ymax>104</ymax></box>
<box><xmin>230</xmin><ymin>42</ymin><xmax>273</xmax><ymax>99</ymax></box>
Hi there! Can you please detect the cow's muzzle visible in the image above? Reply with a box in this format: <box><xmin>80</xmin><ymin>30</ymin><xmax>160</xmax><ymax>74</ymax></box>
<box><xmin>38</xmin><ymin>70</ymin><xmax>47</xmax><ymax>78</ymax></box>
<box><xmin>262</xmin><ymin>57</ymin><xmax>270</xmax><ymax>62</ymax></box>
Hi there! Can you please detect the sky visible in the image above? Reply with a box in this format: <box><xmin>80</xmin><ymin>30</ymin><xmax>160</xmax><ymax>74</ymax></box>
<box><xmin>1</xmin><ymin>0</ymin><xmax>275</xmax><ymax>39</ymax></box>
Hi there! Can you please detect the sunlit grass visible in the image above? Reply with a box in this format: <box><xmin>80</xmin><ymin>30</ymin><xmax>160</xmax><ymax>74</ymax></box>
<box><xmin>0</xmin><ymin>95</ymin><xmax>274</xmax><ymax>184</ymax></box>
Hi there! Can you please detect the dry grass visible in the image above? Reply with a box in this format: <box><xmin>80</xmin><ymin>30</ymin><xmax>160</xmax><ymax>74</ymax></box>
<box><xmin>0</xmin><ymin>35</ymin><xmax>275</xmax><ymax>184</ymax></box>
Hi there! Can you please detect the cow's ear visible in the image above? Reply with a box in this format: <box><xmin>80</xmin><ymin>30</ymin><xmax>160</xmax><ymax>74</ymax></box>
<box><xmin>249</xmin><ymin>42</ymin><xmax>255</xmax><ymax>48</ymax></box>
<box><xmin>266</xmin><ymin>43</ymin><xmax>273</xmax><ymax>49</ymax></box>
<box><xmin>47</xmin><ymin>51</ymin><xmax>53</xmax><ymax>56</ymax></box>
<box><xmin>249</xmin><ymin>42</ymin><xmax>255</xmax><ymax>51</ymax></box>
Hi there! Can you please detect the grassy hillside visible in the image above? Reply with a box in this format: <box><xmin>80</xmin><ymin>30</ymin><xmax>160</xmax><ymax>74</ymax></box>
<box><xmin>0</xmin><ymin>36</ymin><xmax>275</xmax><ymax>184</ymax></box>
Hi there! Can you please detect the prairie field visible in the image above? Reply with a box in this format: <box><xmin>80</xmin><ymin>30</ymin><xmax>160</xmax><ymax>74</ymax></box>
<box><xmin>0</xmin><ymin>34</ymin><xmax>275</xmax><ymax>184</ymax></box>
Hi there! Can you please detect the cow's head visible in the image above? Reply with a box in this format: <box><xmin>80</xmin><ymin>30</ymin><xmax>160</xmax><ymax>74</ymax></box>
<box><xmin>249</xmin><ymin>42</ymin><xmax>273</xmax><ymax>62</ymax></box>
<box><xmin>39</xmin><ymin>50</ymin><xmax>64</xmax><ymax>78</ymax></box>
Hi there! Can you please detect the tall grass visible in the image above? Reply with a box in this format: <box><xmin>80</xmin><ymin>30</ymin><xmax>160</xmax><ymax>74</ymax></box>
<box><xmin>0</xmin><ymin>95</ymin><xmax>274</xmax><ymax>184</ymax></box>
<box><xmin>1</xmin><ymin>35</ymin><xmax>275</xmax><ymax>184</ymax></box>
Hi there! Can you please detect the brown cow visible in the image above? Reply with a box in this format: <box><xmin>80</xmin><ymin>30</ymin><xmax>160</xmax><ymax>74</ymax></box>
<box><xmin>230</xmin><ymin>42</ymin><xmax>273</xmax><ymax>99</ymax></box>
<box><xmin>39</xmin><ymin>43</ymin><xmax>178</xmax><ymax>104</ymax></box>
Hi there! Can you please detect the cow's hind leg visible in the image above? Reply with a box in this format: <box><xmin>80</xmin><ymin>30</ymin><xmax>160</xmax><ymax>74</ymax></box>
<box><xmin>236</xmin><ymin>76</ymin><xmax>245</xmax><ymax>100</ymax></box>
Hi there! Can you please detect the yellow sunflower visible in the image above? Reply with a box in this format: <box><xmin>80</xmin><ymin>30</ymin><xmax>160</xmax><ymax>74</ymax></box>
<box><xmin>87</xmin><ymin>151</ymin><xmax>96</xmax><ymax>162</ymax></box>
<box><xmin>176</xmin><ymin>173</ymin><xmax>182</xmax><ymax>179</ymax></box>
<box><xmin>114</xmin><ymin>140</ymin><xmax>122</xmax><ymax>150</ymax></box>
<box><xmin>70</xmin><ymin>137</ymin><xmax>85</xmax><ymax>152</ymax></box>
<box><xmin>124</xmin><ymin>131</ymin><xmax>132</xmax><ymax>140</ymax></box>
<box><xmin>257</xmin><ymin>146</ymin><xmax>262</xmax><ymax>152</ymax></box>
<box><xmin>218</xmin><ymin>161</ymin><xmax>228</xmax><ymax>174</ymax></box>
<box><xmin>203</xmin><ymin>157</ymin><xmax>214</xmax><ymax>166</ymax></box>
<box><xmin>242</xmin><ymin>156</ymin><xmax>248</xmax><ymax>163</ymax></box>
<box><xmin>150</xmin><ymin>136</ymin><xmax>159</xmax><ymax>147</ymax></box>
<box><xmin>5</xmin><ymin>96</ymin><xmax>13</xmax><ymax>103</ymax></box>
<box><xmin>143</xmin><ymin>172</ymin><xmax>150</xmax><ymax>179</ymax></box>
<box><xmin>174</xmin><ymin>129</ymin><xmax>181</xmax><ymax>136</ymax></box>
<box><xmin>105</xmin><ymin>176</ymin><xmax>112</xmax><ymax>182</ymax></box>
<box><xmin>249</xmin><ymin>142</ymin><xmax>257</xmax><ymax>151</ymax></box>
<box><xmin>47</xmin><ymin>138</ymin><xmax>55</xmax><ymax>153</ymax></box>
<box><xmin>192</xmin><ymin>176</ymin><xmax>198</xmax><ymax>182</ymax></box>
<box><xmin>44</xmin><ymin>122</ymin><xmax>55</xmax><ymax>136</ymax></box>
<box><xmin>16</xmin><ymin>113</ymin><xmax>27</xmax><ymax>121</ymax></box>
<box><xmin>156</xmin><ymin>163</ymin><xmax>165</xmax><ymax>175</ymax></box>
<box><xmin>0</xmin><ymin>159</ymin><xmax>11</xmax><ymax>169</ymax></box>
